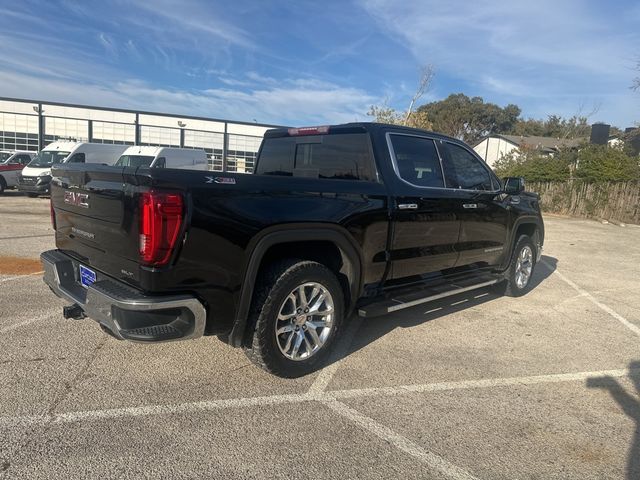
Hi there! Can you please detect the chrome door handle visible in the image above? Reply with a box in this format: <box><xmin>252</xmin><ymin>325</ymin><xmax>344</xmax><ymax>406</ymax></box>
<box><xmin>398</xmin><ymin>203</ymin><xmax>418</xmax><ymax>210</ymax></box>
<box><xmin>462</xmin><ymin>203</ymin><xmax>478</xmax><ymax>209</ymax></box>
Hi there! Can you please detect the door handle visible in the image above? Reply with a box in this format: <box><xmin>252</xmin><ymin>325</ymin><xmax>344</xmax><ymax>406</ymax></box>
<box><xmin>462</xmin><ymin>203</ymin><xmax>478</xmax><ymax>209</ymax></box>
<box><xmin>397</xmin><ymin>203</ymin><xmax>418</xmax><ymax>210</ymax></box>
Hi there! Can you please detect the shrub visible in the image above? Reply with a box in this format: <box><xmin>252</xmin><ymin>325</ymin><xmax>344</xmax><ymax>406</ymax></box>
<box><xmin>574</xmin><ymin>144</ymin><xmax>640</xmax><ymax>182</ymax></box>
<box><xmin>493</xmin><ymin>147</ymin><xmax>572</xmax><ymax>181</ymax></box>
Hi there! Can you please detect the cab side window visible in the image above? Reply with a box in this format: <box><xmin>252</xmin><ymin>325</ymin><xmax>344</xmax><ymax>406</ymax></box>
<box><xmin>153</xmin><ymin>157</ymin><xmax>166</xmax><ymax>168</ymax></box>
<box><xmin>442</xmin><ymin>143</ymin><xmax>493</xmax><ymax>191</ymax></box>
<box><xmin>389</xmin><ymin>135</ymin><xmax>444</xmax><ymax>188</ymax></box>
<box><xmin>68</xmin><ymin>153</ymin><xmax>86</xmax><ymax>163</ymax></box>
<box><xmin>18</xmin><ymin>155</ymin><xmax>32</xmax><ymax>165</ymax></box>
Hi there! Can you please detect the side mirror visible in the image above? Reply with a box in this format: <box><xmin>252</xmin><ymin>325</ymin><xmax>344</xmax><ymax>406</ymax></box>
<box><xmin>503</xmin><ymin>177</ymin><xmax>525</xmax><ymax>195</ymax></box>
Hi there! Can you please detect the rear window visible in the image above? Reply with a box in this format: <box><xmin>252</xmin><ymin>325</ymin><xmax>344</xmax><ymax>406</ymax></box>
<box><xmin>256</xmin><ymin>133</ymin><xmax>377</xmax><ymax>181</ymax></box>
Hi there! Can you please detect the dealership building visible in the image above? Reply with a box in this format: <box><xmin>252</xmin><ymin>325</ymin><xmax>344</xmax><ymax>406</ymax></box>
<box><xmin>0</xmin><ymin>97</ymin><xmax>281</xmax><ymax>173</ymax></box>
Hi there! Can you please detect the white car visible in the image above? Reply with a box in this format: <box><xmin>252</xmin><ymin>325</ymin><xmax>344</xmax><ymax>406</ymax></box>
<box><xmin>18</xmin><ymin>142</ymin><xmax>128</xmax><ymax>197</ymax></box>
<box><xmin>114</xmin><ymin>146</ymin><xmax>208</xmax><ymax>170</ymax></box>
<box><xmin>0</xmin><ymin>150</ymin><xmax>37</xmax><ymax>194</ymax></box>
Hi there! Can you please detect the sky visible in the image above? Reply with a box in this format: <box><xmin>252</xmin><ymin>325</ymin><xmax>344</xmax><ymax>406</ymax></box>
<box><xmin>0</xmin><ymin>0</ymin><xmax>639</xmax><ymax>127</ymax></box>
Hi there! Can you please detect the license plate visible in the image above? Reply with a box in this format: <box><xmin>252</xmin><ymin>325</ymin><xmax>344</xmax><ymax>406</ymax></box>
<box><xmin>79</xmin><ymin>264</ymin><xmax>96</xmax><ymax>288</ymax></box>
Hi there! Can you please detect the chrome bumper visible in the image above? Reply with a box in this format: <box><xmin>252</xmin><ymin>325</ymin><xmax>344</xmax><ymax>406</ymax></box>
<box><xmin>41</xmin><ymin>250</ymin><xmax>206</xmax><ymax>342</ymax></box>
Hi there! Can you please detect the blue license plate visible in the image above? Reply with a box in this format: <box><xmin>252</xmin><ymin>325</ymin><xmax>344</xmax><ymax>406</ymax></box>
<box><xmin>79</xmin><ymin>265</ymin><xmax>96</xmax><ymax>288</ymax></box>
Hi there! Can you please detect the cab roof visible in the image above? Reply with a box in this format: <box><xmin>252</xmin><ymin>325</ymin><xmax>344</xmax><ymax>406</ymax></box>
<box><xmin>263</xmin><ymin>122</ymin><xmax>461</xmax><ymax>144</ymax></box>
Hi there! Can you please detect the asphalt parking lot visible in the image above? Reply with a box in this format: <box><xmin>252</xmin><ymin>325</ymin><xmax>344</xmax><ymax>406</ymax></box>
<box><xmin>1</xmin><ymin>191</ymin><xmax>639</xmax><ymax>479</ymax></box>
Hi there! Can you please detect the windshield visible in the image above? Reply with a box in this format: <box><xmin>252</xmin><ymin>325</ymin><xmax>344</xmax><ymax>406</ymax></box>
<box><xmin>0</xmin><ymin>152</ymin><xmax>11</xmax><ymax>163</ymax></box>
<box><xmin>28</xmin><ymin>150</ymin><xmax>71</xmax><ymax>168</ymax></box>
<box><xmin>115</xmin><ymin>155</ymin><xmax>155</xmax><ymax>167</ymax></box>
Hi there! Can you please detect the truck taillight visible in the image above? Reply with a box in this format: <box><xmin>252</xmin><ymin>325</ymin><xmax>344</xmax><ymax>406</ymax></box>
<box><xmin>50</xmin><ymin>197</ymin><xmax>56</xmax><ymax>231</ymax></box>
<box><xmin>139</xmin><ymin>191</ymin><xmax>184</xmax><ymax>266</ymax></box>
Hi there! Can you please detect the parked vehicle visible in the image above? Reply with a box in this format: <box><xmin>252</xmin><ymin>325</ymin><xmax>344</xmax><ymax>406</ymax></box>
<box><xmin>42</xmin><ymin>123</ymin><xmax>544</xmax><ymax>377</ymax></box>
<box><xmin>18</xmin><ymin>142</ymin><xmax>128</xmax><ymax>197</ymax></box>
<box><xmin>114</xmin><ymin>146</ymin><xmax>208</xmax><ymax>170</ymax></box>
<box><xmin>0</xmin><ymin>150</ymin><xmax>36</xmax><ymax>193</ymax></box>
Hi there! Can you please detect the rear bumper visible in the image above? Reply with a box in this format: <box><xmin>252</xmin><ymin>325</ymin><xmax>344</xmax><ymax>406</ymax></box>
<box><xmin>41</xmin><ymin>249</ymin><xmax>206</xmax><ymax>342</ymax></box>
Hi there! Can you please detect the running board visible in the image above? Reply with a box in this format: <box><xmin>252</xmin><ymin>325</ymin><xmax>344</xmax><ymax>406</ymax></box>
<box><xmin>358</xmin><ymin>276</ymin><xmax>501</xmax><ymax>318</ymax></box>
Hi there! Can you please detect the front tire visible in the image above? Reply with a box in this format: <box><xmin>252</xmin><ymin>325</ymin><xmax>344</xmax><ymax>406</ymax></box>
<box><xmin>496</xmin><ymin>235</ymin><xmax>537</xmax><ymax>297</ymax></box>
<box><xmin>244</xmin><ymin>259</ymin><xmax>344</xmax><ymax>378</ymax></box>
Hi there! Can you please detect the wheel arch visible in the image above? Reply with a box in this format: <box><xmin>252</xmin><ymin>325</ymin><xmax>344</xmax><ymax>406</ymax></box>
<box><xmin>501</xmin><ymin>216</ymin><xmax>544</xmax><ymax>270</ymax></box>
<box><xmin>228</xmin><ymin>223</ymin><xmax>364</xmax><ymax>347</ymax></box>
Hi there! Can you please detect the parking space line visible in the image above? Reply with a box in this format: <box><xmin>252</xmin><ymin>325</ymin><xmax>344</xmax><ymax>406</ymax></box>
<box><xmin>0</xmin><ymin>271</ymin><xmax>44</xmax><ymax>284</ymax></box>
<box><xmin>0</xmin><ymin>311</ymin><xmax>56</xmax><ymax>334</ymax></box>
<box><xmin>2</xmin><ymin>367</ymin><xmax>637</xmax><ymax>429</ymax></box>
<box><xmin>327</xmin><ymin>367</ymin><xmax>640</xmax><ymax>400</ymax></box>
<box><xmin>324</xmin><ymin>400</ymin><xmax>478</xmax><ymax>480</ymax></box>
<box><xmin>307</xmin><ymin>316</ymin><xmax>363</xmax><ymax>394</ymax></box>
<box><xmin>0</xmin><ymin>393</ymin><xmax>315</xmax><ymax>428</ymax></box>
<box><xmin>542</xmin><ymin>261</ymin><xmax>640</xmax><ymax>337</ymax></box>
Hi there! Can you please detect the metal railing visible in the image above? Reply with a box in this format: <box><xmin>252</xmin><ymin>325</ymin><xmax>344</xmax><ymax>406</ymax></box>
<box><xmin>0</xmin><ymin>96</ymin><xmax>284</xmax><ymax>173</ymax></box>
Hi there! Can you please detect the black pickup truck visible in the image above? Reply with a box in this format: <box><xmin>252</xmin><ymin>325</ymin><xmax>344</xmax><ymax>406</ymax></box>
<box><xmin>42</xmin><ymin>123</ymin><xmax>543</xmax><ymax>377</ymax></box>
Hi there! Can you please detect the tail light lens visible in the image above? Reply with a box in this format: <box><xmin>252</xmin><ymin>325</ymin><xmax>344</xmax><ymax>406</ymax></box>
<box><xmin>287</xmin><ymin>126</ymin><xmax>330</xmax><ymax>136</ymax></box>
<box><xmin>50</xmin><ymin>196</ymin><xmax>56</xmax><ymax>230</ymax></box>
<box><xmin>139</xmin><ymin>191</ymin><xmax>184</xmax><ymax>266</ymax></box>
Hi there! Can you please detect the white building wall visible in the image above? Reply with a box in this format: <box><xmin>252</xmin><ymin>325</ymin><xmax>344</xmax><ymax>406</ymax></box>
<box><xmin>474</xmin><ymin>137</ymin><xmax>518</xmax><ymax>167</ymax></box>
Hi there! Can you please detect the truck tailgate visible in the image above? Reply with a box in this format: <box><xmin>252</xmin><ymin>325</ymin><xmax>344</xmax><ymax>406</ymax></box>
<box><xmin>51</xmin><ymin>164</ymin><xmax>144</xmax><ymax>286</ymax></box>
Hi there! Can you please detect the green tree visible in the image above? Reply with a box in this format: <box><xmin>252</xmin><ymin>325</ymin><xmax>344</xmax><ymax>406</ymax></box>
<box><xmin>510</xmin><ymin>115</ymin><xmax>591</xmax><ymax>139</ymax></box>
<box><xmin>416</xmin><ymin>93</ymin><xmax>521</xmax><ymax>144</ymax></box>
<box><xmin>493</xmin><ymin>145</ymin><xmax>573</xmax><ymax>182</ymax></box>
<box><xmin>575</xmin><ymin>144</ymin><xmax>640</xmax><ymax>181</ymax></box>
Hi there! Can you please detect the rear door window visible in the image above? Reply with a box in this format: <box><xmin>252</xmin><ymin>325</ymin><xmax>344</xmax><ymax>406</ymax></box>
<box><xmin>389</xmin><ymin>134</ymin><xmax>444</xmax><ymax>188</ymax></box>
<box><xmin>442</xmin><ymin>143</ymin><xmax>494</xmax><ymax>191</ymax></box>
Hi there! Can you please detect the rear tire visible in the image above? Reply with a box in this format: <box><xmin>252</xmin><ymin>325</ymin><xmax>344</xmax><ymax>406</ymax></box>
<box><xmin>0</xmin><ymin>177</ymin><xmax>6</xmax><ymax>194</ymax></box>
<box><xmin>495</xmin><ymin>235</ymin><xmax>537</xmax><ymax>297</ymax></box>
<box><xmin>244</xmin><ymin>259</ymin><xmax>344</xmax><ymax>378</ymax></box>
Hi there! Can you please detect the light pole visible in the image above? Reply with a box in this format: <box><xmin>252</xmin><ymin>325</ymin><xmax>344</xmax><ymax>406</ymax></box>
<box><xmin>178</xmin><ymin>121</ymin><xmax>186</xmax><ymax>147</ymax></box>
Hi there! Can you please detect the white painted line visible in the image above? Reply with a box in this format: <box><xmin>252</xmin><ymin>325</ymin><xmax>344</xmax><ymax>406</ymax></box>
<box><xmin>0</xmin><ymin>393</ymin><xmax>315</xmax><ymax>428</ymax></box>
<box><xmin>450</xmin><ymin>299</ymin><xmax>468</xmax><ymax>306</ymax></box>
<box><xmin>542</xmin><ymin>261</ymin><xmax>640</xmax><ymax>337</ymax></box>
<box><xmin>327</xmin><ymin>367</ymin><xmax>640</xmax><ymax>401</ymax></box>
<box><xmin>2</xmin><ymin>367</ymin><xmax>637</xmax><ymax>429</ymax></box>
<box><xmin>0</xmin><ymin>311</ymin><xmax>55</xmax><ymax>334</ymax></box>
<box><xmin>307</xmin><ymin>316</ymin><xmax>363</xmax><ymax>395</ymax></box>
<box><xmin>424</xmin><ymin>307</ymin><xmax>443</xmax><ymax>314</ymax></box>
<box><xmin>0</xmin><ymin>271</ymin><xmax>43</xmax><ymax>284</ymax></box>
<box><xmin>324</xmin><ymin>400</ymin><xmax>478</xmax><ymax>480</ymax></box>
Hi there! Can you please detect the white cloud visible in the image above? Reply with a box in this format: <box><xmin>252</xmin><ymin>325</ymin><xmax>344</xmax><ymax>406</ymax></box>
<box><xmin>98</xmin><ymin>33</ymin><xmax>118</xmax><ymax>58</ymax></box>
<box><xmin>0</xmin><ymin>68</ymin><xmax>376</xmax><ymax>125</ymax></box>
<box><xmin>359</xmin><ymin>0</ymin><xmax>640</xmax><ymax>125</ymax></box>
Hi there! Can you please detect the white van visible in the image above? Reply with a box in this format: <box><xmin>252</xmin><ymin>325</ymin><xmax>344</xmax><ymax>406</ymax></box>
<box><xmin>19</xmin><ymin>142</ymin><xmax>128</xmax><ymax>197</ymax></box>
<box><xmin>0</xmin><ymin>150</ymin><xmax>37</xmax><ymax>193</ymax></box>
<box><xmin>114</xmin><ymin>146</ymin><xmax>208</xmax><ymax>170</ymax></box>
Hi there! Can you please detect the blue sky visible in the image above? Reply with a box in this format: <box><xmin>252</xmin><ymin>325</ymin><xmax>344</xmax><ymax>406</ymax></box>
<box><xmin>1</xmin><ymin>0</ymin><xmax>639</xmax><ymax>127</ymax></box>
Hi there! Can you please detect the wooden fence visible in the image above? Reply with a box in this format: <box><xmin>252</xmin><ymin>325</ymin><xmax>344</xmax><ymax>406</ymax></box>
<box><xmin>527</xmin><ymin>180</ymin><xmax>640</xmax><ymax>224</ymax></box>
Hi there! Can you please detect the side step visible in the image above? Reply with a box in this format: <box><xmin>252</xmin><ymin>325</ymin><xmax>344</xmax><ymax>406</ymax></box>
<box><xmin>358</xmin><ymin>275</ymin><xmax>501</xmax><ymax>318</ymax></box>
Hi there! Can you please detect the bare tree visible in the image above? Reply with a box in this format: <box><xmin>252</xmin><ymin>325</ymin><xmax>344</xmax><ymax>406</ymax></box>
<box><xmin>561</xmin><ymin>101</ymin><xmax>600</xmax><ymax>139</ymax></box>
<box><xmin>404</xmin><ymin>65</ymin><xmax>435</xmax><ymax>125</ymax></box>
